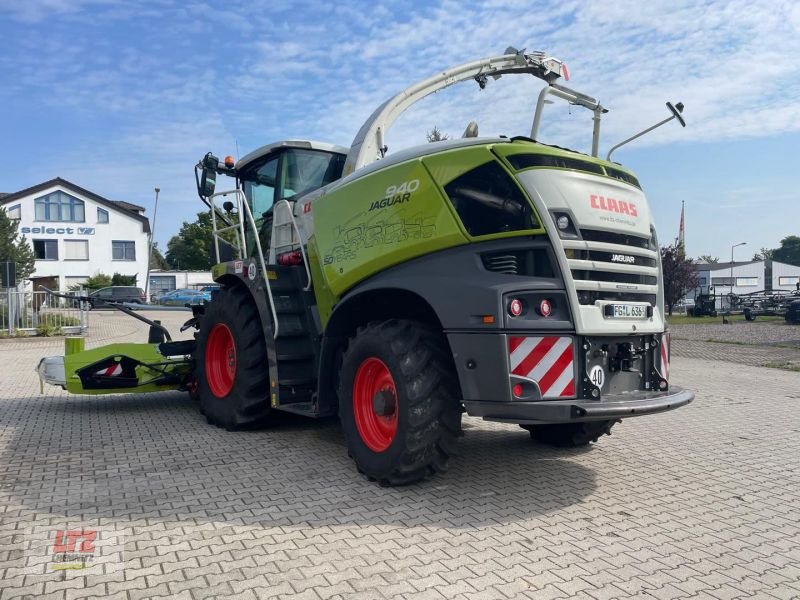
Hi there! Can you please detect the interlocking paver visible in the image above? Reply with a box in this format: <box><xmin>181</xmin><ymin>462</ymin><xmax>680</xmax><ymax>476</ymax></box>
<box><xmin>1</xmin><ymin>310</ymin><xmax>799</xmax><ymax>600</ymax></box>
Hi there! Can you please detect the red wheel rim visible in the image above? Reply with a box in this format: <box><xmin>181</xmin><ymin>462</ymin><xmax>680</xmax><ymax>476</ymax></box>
<box><xmin>353</xmin><ymin>357</ymin><xmax>398</xmax><ymax>452</ymax></box>
<box><xmin>205</xmin><ymin>323</ymin><xmax>236</xmax><ymax>398</ymax></box>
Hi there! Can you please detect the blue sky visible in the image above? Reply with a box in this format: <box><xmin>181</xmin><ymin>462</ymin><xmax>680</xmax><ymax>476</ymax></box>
<box><xmin>1</xmin><ymin>0</ymin><xmax>798</xmax><ymax>260</ymax></box>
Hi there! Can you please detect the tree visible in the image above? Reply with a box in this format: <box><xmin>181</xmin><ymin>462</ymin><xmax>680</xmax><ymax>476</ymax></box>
<box><xmin>426</xmin><ymin>126</ymin><xmax>450</xmax><ymax>142</ymax></box>
<box><xmin>752</xmin><ymin>247</ymin><xmax>774</xmax><ymax>261</ymax></box>
<box><xmin>661</xmin><ymin>243</ymin><xmax>699</xmax><ymax>315</ymax></box>
<box><xmin>166</xmin><ymin>212</ymin><xmax>216</xmax><ymax>270</ymax></box>
<box><xmin>150</xmin><ymin>242</ymin><xmax>169</xmax><ymax>270</ymax></box>
<box><xmin>696</xmin><ymin>254</ymin><xmax>719</xmax><ymax>264</ymax></box>
<box><xmin>772</xmin><ymin>235</ymin><xmax>800</xmax><ymax>266</ymax></box>
<box><xmin>111</xmin><ymin>273</ymin><xmax>137</xmax><ymax>286</ymax></box>
<box><xmin>0</xmin><ymin>209</ymin><xmax>35</xmax><ymax>284</ymax></box>
<box><xmin>83</xmin><ymin>273</ymin><xmax>113</xmax><ymax>290</ymax></box>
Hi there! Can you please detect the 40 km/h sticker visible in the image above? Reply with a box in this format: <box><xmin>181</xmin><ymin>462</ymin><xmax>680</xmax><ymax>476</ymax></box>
<box><xmin>589</xmin><ymin>365</ymin><xmax>606</xmax><ymax>389</ymax></box>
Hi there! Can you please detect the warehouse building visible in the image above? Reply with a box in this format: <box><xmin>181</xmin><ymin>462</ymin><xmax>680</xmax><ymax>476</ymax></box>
<box><xmin>1</xmin><ymin>178</ymin><xmax>150</xmax><ymax>290</ymax></box>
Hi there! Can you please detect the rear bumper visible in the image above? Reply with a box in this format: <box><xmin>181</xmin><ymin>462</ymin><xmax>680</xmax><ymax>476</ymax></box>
<box><xmin>463</xmin><ymin>386</ymin><xmax>693</xmax><ymax>424</ymax></box>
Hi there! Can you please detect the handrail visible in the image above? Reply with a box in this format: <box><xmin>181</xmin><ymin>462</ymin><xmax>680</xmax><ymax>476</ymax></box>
<box><xmin>273</xmin><ymin>199</ymin><xmax>312</xmax><ymax>291</ymax></box>
<box><xmin>205</xmin><ymin>188</ymin><xmax>280</xmax><ymax>338</ymax></box>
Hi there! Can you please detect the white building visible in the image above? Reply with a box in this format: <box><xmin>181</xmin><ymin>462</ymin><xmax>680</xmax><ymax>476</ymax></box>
<box><xmin>1</xmin><ymin>178</ymin><xmax>150</xmax><ymax>291</ymax></box>
<box><xmin>149</xmin><ymin>270</ymin><xmax>214</xmax><ymax>296</ymax></box>
<box><xmin>773</xmin><ymin>260</ymin><xmax>800</xmax><ymax>292</ymax></box>
<box><xmin>694</xmin><ymin>260</ymin><xmax>765</xmax><ymax>296</ymax></box>
<box><xmin>691</xmin><ymin>259</ymin><xmax>800</xmax><ymax>310</ymax></box>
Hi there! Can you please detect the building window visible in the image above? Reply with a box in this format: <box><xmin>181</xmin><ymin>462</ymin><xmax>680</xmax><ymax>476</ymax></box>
<box><xmin>64</xmin><ymin>239</ymin><xmax>89</xmax><ymax>261</ymax></box>
<box><xmin>33</xmin><ymin>239</ymin><xmax>58</xmax><ymax>260</ymax></box>
<box><xmin>149</xmin><ymin>275</ymin><xmax>176</xmax><ymax>294</ymax></box>
<box><xmin>6</xmin><ymin>204</ymin><xmax>21</xmax><ymax>220</ymax></box>
<box><xmin>779</xmin><ymin>276</ymin><xmax>800</xmax><ymax>286</ymax></box>
<box><xmin>736</xmin><ymin>277</ymin><xmax>758</xmax><ymax>287</ymax></box>
<box><xmin>34</xmin><ymin>191</ymin><xmax>85</xmax><ymax>222</ymax></box>
<box><xmin>711</xmin><ymin>277</ymin><xmax>733</xmax><ymax>286</ymax></box>
<box><xmin>97</xmin><ymin>207</ymin><xmax>109</xmax><ymax>223</ymax></box>
<box><xmin>112</xmin><ymin>240</ymin><xmax>136</xmax><ymax>261</ymax></box>
<box><xmin>697</xmin><ymin>277</ymin><xmax>707</xmax><ymax>286</ymax></box>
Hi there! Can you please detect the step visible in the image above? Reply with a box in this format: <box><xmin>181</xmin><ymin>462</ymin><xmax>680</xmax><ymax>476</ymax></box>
<box><xmin>272</xmin><ymin>294</ymin><xmax>304</xmax><ymax>314</ymax></box>
<box><xmin>275</xmin><ymin>314</ymin><xmax>307</xmax><ymax>337</ymax></box>
<box><xmin>275</xmin><ymin>401</ymin><xmax>319</xmax><ymax>417</ymax></box>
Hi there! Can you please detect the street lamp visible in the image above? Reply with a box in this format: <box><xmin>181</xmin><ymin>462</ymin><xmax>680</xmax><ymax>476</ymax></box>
<box><xmin>730</xmin><ymin>242</ymin><xmax>746</xmax><ymax>295</ymax></box>
<box><xmin>145</xmin><ymin>187</ymin><xmax>160</xmax><ymax>299</ymax></box>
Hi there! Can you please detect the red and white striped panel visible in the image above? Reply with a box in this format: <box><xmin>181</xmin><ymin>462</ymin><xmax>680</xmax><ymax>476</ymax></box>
<box><xmin>657</xmin><ymin>333</ymin><xmax>670</xmax><ymax>381</ymax></box>
<box><xmin>96</xmin><ymin>363</ymin><xmax>123</xmax><ymax>377</ymax></box>
<box><xmin>509</xmin><ymin>336</ymin><xmax>575</xmax><ymax>398</ymax></box>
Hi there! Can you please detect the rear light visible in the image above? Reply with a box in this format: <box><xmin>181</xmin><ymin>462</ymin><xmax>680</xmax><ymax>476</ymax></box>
<box><xmin>508</xmin><ymin>298</ymin><xmax>524</xmax><ymax>317</ymax></box>
<box><xmin>538</xmin><ymin>299</ymin><xmax>552</xmax><ymax>317</ymax></box>
<box><xmin>512</xmin><ymin>383</ymin><xmax>523</xmax><ymax>398</ymax></box>
<box><xmin>277</xmin><ymin>250</ymin><xmax>303</xmax><ymax>266</ymax></box>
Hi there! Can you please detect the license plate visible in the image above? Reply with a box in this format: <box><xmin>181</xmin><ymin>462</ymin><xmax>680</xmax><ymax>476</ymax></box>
<box><xmin>609</xmin><ymin>304</ymin><xmax>647</xmax><ymax>319</ymax></box>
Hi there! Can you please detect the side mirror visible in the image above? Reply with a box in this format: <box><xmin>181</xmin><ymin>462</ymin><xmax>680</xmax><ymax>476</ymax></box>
<box><xmin>199</xmin><ymin>153</ymin><xmax>219</xmax><ymax>197</ymax></box>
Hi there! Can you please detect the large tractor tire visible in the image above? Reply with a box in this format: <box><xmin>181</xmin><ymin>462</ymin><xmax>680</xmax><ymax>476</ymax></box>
<box><xmin>521</xmin><ymin>420</ymin><xmax>617</xmax><ymax>447</ymax></box>
<box><xmin>195</xmin><ymin>286</ymin><xmax>274</xmax><ymax>430</ymax></box>
<box><xmin>339</xmin><ymin>320</ymin><xmax>462</xmax><ymax>486</ymax></box>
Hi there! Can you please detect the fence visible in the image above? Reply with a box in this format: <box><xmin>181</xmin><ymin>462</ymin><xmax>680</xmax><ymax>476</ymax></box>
<box><xmin>0</xmin><ymin>289</ymin><xmax>88</xmax><ymax>335</ymax></box>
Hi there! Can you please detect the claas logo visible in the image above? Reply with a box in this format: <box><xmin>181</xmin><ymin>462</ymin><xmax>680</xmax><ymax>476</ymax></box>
<box><xmin>589</xmin><ymin>194</ymin><xmax>638</xmax><ymax>217</ymax></box>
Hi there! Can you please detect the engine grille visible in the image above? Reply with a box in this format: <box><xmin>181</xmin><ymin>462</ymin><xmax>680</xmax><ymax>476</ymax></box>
<box><xmin>481</xmin><ymin>248</ymin><xmax>555</xmax><ymax>278</ymax></box>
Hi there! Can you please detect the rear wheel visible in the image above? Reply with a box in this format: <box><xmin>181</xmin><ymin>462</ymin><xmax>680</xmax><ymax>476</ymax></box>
<box><xmin>339</xmin><ymin>320</ymin><xmax>462</xmax><ymax>485</ymax></box>
<box><xmin>522</xmin><ymin>420</ymin><xmax>617</xmax><ymax>447</ymax></box>
<box><xmin>195</xmin><ymin>286</ymin><xmax>274</xmax><ymax>430</ymax></box>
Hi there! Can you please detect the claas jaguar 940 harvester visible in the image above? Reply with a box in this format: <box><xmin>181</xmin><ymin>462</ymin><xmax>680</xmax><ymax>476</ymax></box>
<box><xmin>38</xmin><ymin>48</ymin><xmax>693</xmax><ymax>485</ymax></box>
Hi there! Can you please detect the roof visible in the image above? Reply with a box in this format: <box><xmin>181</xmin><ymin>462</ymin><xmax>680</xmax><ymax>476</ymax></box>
<box><xmin>236</xmin><ymin>140</ymin><xmax>349</xmax><ymax>170</ymax></box>
<box><xmin>698</xmin><ymin>260</ymin><xmax>761</xmax><ymax>271</ymax></box>
<box><xmin>111</xmin><ymin>200</ymin><xmax>145</xmax><ymax>213</ymax></box>
<box><xmin>0</xmin><ymin>177</ymin><xmax>150</xmax><ymax>233</ymax></box>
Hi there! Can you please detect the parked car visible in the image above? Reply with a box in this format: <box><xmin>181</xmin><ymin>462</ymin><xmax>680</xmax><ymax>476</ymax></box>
<box><xmin>88</xmin><ymin>286</ymin><xmax>147</xmax><ymax>308</ymax></box>
<box><xmin>156</xmin><ymin>288</ymin><xmax>211</xmax><ymax>307</ymax></box>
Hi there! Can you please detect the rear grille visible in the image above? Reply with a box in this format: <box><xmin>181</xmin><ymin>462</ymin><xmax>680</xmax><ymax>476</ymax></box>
<box><xmin>566</xmin><ymin>228</ymin><xmax>660</xmax><ymax>305</ymax></box>
<box><xmin>571</xmin><ymin>270</ymin><xmax>657</xmax><ymax>286</ymax></box>
<box><xmin>580</xmin><ymin>229</ymin><xmax>652</xmax><ymax>250</ymax></box>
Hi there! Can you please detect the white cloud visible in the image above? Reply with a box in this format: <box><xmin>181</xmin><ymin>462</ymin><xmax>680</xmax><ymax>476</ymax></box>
<box><xmin>2</xmin><ymin>0</ymin><xmax>799</xmax><ymax>247</ymax></box>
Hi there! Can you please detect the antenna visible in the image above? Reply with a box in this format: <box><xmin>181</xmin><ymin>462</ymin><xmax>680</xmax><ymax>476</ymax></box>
<box><xmin>606</xmin><ymin>102</ymin><xmax>686</xmax><ymax>162</ymax></box>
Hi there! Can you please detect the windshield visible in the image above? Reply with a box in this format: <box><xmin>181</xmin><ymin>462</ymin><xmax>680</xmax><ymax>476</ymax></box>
<box><xmin>240</xmin><ymin>148</ymin><xmax>345</xmax><ymax>258</ymax></box>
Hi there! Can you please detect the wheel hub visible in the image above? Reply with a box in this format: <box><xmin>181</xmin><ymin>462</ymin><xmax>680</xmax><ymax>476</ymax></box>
<box><xmin>372</xmin><ymin>389</ymin><xmax>397</xmax><ymax>416</ymax></box>
<box><xmin>205</xmin><ymin>323</ymin><xmax>236</xmax><ymax>398</ymax></box>
<box><xmin>353</xmin><ymin>357</ymin><xmax>398</xmax><ymax>452</ymax></box>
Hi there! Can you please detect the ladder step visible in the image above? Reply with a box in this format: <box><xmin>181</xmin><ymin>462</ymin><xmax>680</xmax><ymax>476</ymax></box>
<box><xmin>275</xmin><ymin>402</ymin><xmax>320</xmax><ymax>417</ymax></box>
<box><xmin>273</xmin><ymin>294</ymin><xmax>304</xmax><ymax>314</ymax></box>
<box><xmin>276</xmin><ymin>314</ymin><xmax>306</xmax><ymax>337</ymax></box>
<box><xmin>277</xmin><ymin>351</ymin><xmax>315</xmax><ymax>362</ymax></box>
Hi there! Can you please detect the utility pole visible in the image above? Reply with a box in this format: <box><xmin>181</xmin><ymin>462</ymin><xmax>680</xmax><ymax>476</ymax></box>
<box><xmin>730</xmin><ymin>241</ymin><xmax>746</xmax><ymax>307</ymax></box>
<box><xmin>145</xmin><ymin>187</ymin><xmax>160</xmax><ymax>300</ymax></box>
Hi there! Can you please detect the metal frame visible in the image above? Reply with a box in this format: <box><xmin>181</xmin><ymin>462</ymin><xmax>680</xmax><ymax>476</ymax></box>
<box><xmin>345</xmin><ymin>48</ymin><xmax>571</xmax><ymax>172</ymax></box>
<box><xmin>271</xmin><ymin>199</ymin><xmax>313</xmax><ymax>291</ymax></box>
<box><xmin>206</xmin><ymin>188</ymin><xmax>280</xmax><ymax>338</ymax></box>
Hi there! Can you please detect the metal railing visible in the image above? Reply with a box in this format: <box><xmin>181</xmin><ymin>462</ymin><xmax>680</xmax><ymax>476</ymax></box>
<box><xmin>0</xmin><ymin>289</ymin><xmax>88</xmax><ymax>335</ymax></box>
<box><xmin>206</xmin><ymin>189</ymin><xmax>280</xmax><ymax>338</ymax></box>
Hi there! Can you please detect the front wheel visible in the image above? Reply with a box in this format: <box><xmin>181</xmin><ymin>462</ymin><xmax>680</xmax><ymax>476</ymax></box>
<box><xmin>339</xmin><ymin>320</ymin><xmax>462</xmax><ymax>485</ymax></box>
<box><xmin>194</xmin><ymin>286</ymin><xmax>275</xmax><ymax>430</ymax></box>
<box><xmin>521</xmin><ymin>420</ymin><xmax>617</xmax><ymax>447</ymax></box>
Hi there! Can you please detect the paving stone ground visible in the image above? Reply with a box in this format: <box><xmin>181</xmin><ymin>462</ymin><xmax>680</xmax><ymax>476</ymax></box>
<box><xmin>1</xmin><ymin>311</ymin><xmax>799</xmax><ymax>600</ymax></box>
